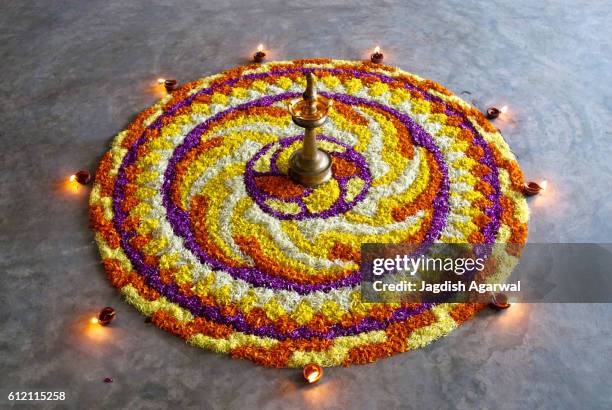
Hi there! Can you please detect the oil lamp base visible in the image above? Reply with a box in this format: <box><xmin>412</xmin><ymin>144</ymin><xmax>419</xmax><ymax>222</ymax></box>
<box><xmin>289</xmin><ymin>149</ymin><xmax>332</xmax><ymax>187</ymax></box>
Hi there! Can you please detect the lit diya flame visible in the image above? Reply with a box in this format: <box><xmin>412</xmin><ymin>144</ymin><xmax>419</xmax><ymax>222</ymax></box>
<box><xmin>253</xmin><ymin>44</ymin><xmax>266</xmax><ymax>63</ymax></box>
<box><xmin>85</xmin><ymin>314</ymin><xmax>111</xmax><ymax>342</ymax></box>
<box><xmin>164</xmin><ymin>79</ymin><xmax>178</xmax><ymax>93</ymax></box>
<box><xmin>68</xmin><ymin>172</ymin><xmax>91</xmax><ymax>193</ymax></box>
<box><xmin>72</xmin><ymin>170</ymin><xmax>91</xmax><ymax>185</ymax></box>
<box><xmin>486</xmin><ymin>105</ymin><xmax>508</xmax><ymax>120</ymax></box>
<box><xmin>156</xmin><ymin>77</ymin><xmax>177</xmax><ymax>92</ymax></box>
<box><xmin>489</xmin><ymin>293</ymin><xmax>511</xmax><ymax>310</ymax></box>
<box><xmin>66</xmin><ymin>175</ymin><xmax>80</xmax><ymax>193</ymax></box>
<box><xmin>303</xmin><ymin>363</ymin><xmax>323</xmax><ymax>384</ymax></box>
<box><xmin>90</xmin><ymin>307</ymin><xmax>116</xmax><ymax>326</ymax></box>
<box><xmin>371</xmin><ymin>45</ymin><xmax>384</xmax><ymax>63</ymax></box>
<box><xmin>523</xmin><ymin>180</ymin><xmax>547</xmax><ymax>196</ymax></box>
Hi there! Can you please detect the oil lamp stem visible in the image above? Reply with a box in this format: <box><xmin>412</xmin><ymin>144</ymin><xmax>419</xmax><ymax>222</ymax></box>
<box><xmin>302</xmin><ymin>128</ymin><xmax>318</xmax><ymax>161</ymax></box>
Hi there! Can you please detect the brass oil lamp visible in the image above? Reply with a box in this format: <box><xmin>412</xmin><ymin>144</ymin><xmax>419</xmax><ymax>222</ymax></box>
<box><xmin>287</xmin><ymin>72</ymin><xmax>333</xmax><ymax>186</ymax></box>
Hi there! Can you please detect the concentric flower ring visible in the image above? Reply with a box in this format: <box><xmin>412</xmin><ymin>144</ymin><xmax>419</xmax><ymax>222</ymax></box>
<box><xmin>90</xmin><ymin>59</ymin><xmax>528</xmax><ymax>367</ymax></box>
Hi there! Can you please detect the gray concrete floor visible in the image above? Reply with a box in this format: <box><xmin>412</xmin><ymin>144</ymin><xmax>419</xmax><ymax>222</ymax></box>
<box><xmin>1</xmin><ymin>0</ymin><xmax>612</xmax><ymax>409</ymax></box>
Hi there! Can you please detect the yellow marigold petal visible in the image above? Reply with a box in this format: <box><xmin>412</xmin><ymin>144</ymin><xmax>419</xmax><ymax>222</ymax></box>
<box><xmin>303</xmin><ymin>179</ymin><xmax>340</xmax><ymax>213</ymax></box>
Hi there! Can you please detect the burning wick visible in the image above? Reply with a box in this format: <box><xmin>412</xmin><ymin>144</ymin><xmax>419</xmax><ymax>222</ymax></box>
<box><xmin>159</xmin><ymin>78</ymin><xmax>178</xmax><ymax>93</ymax></box>
<box><xmin>486</xmin><ymin>105</ymin><xmax>508</xmax><ymax>120</ymax></box>
<box><xmin>370</xmin><ymin>46</ymin><xmax>384</xmax><ymax>64</ymax></box>
<box><xmin>523</xmin><ymin>180</ymin><xmax>547</xmax><ymax>196</ymax></box>
<box><xmin>70</xmin><ymin>170</ymin><xmax>91</xmax><ymax>185</ymax></box>
<box><xmin>303</xmin><ymin>363</ymin><xmax>323</xmax><ymax>384</ymax></box>
<box><xmin>91</xmin><ymin>307</ymin><xmax>116</xmax><ymax>326</ymax></box>
<box><xmin>253</xmin><ymin>44</ymin><xmax>266</xmax><ymax>63</ymax></box>
<box><xmin>489</xmin><ymin>293</ymin><xmax>511</xmax><ymax>310</ymax></box>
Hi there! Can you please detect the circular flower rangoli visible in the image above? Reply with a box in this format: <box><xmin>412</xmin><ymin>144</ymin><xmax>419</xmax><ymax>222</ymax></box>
<box><xmin>90</xmin><ymin>59</ymin><xmax>529</xmax><ymax>367</ymax></box>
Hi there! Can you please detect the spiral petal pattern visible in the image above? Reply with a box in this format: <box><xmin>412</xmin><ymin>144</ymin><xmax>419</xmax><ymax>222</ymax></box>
<box><xmin>90</xmin><ymin>59</ymin><xmax>528</xmax><ymax>367</ymax></box>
